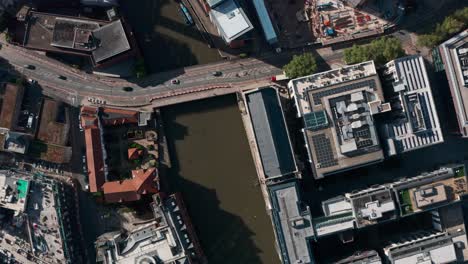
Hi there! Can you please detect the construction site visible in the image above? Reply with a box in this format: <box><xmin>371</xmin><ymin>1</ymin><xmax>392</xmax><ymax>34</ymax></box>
<box><xmin>268</xmin><ymin>0</ymin><xmax>401</xmax><ymax>47</ymax></box>
<box><xmin>312</xmin><ymin>0</ymin><xmax>395</xmax><ymax>45</ymax></box>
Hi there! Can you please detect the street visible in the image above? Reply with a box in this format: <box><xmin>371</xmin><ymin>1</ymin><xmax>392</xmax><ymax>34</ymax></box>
<box><xmin>0</xmin><ymin>35</ymin><xmax>345</xmax><ymax>108</ymax></box>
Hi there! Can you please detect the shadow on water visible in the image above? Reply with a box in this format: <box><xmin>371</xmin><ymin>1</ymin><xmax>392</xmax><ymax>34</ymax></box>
<box><xmin>161</xmin><ymin>95</ymin><xmax>280</xmax><ymax>264</ymax></box>
<box><xmin>119</xmin><ymin>0</ymin><xmax>216</xmax><ymax>73</ymax></box>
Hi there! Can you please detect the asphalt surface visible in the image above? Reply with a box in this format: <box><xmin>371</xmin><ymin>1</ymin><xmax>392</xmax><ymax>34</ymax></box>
<box><xmin>0</xmin><ymin>36</ymin><xmax>344</xmax><ymax>107</ymax></box>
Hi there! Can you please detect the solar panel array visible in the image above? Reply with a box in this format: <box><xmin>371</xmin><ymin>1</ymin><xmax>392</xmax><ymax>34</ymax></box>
<box><xmin>311</xmin><ymin>79</ymin><xmax>377</xmax><ymax>106</ymax></box>
<box><xmin>312</xmin><ymin>134</ymin><xmax>338</xmax><ymax>168</ymax></box>
<box><xmin>304</xmin><ymin>111</ymin><xmax>328</xmax><ymax>130</ymax></box>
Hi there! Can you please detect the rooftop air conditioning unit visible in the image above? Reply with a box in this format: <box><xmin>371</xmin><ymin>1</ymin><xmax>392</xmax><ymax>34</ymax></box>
<box><xmin>315</xmin><ymin>163</ymin><xmax>321</xmax><ymax>169</ymax></box>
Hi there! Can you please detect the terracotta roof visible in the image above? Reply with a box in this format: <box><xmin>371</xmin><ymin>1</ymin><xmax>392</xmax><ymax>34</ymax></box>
<box><xmin>102</xmin><ymin>168</ymin><xmax>158</xmax><ymax>203</ymax></box>
<box><xmin>0</xmin><ymin>83</ymin><xmax>24</xmax><ymax>129</ymax></box>
<box><xmin>81</xmin><ymin>106</ymin><xmax>98</xmax><ymax>116</ymax></box>
<box><xmin>85</xmin><ymin>127</ymin><xmax>105</xmax><ymax>193</ymax></box>
<box><xmin>127</xmin><ymin>147</ymin><xmax>142</xmax><ymax>160</ymax></box>
<box><xmin>101</xmin><ymin>107</ymin><xmax>138</xmax><ymax>126</ymax></box>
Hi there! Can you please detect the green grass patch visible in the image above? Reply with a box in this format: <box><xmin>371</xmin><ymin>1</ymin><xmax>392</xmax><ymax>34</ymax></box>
<box><xmin>455</xmin><ymin>166</ymin><xmax>465</xmax><ymax>178</ymax></box>
<box><xmin>399</xmin><ymin>190</ymin><xmax>413</xmax><ymax>215</ymax></box>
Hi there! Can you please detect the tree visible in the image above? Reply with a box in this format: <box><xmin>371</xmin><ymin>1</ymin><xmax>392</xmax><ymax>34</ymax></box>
<box><xmin>343</xmin><ymin>37</ymin><xmax>405</xmax><ymax>65</ymax></box>
<box><xmin>283</xmin><ymin>53</ymin><xmax>317</xmax><ymax>79</ymax></box>
<box><xmin>417</xmin><ymin>7</ymin><xmax>468</xmax><ymax>48</ymax></box>
<box><xmin>343</xmin><ymin>44</ymin><xmax>370</xmax><ymax>65</ymax></box>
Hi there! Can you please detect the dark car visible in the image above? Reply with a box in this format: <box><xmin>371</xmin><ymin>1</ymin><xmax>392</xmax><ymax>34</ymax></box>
<box><xmin>58</xmin><ymin>75</ymin><xmax>67</xmax><ymax>80</ymax></box>
<box><xmin>24</xmin><ymin>65</ymin><xmax>36</xmax><ymax>70</ymax></box>
<box><xmin>123</xmin><ymin>87</ymin><xmax>134</xmax><ymax>92</ymax></box>
<box><xmin>171</xmin><ymin>79</ymin><xmax>180</xmax><ymax>85</ymax></box>
<box><xmin>212</xmin><ymin>71</ymin><xmax>222</xmax><ymax>77</ymax></box>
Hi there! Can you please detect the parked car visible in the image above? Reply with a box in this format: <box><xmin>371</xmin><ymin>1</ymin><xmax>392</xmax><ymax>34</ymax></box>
<box><xmin>171</xmin><ymin>79</ymin><xmax>180</xmax><ymax>85</ymax></box>
<box><xmin>58</xmin><ymin>75</ymin><xmax>67</xmax><ymax>80</ymax></box>
<box><xmin>212</xmin><ymin>71</ymin><xmax>222</xmax><ymax>77</ymax></box>
<box><xmin>24</xmin><ymin>65</ymin><xmax>36</xmax><ymax>70</ymax></box>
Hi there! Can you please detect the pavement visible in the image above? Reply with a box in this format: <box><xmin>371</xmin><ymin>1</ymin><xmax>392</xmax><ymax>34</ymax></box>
<box><xmin>0</xmin><ymin>34</ymin><xmax>344</xmax><ymax>108</ymax></box>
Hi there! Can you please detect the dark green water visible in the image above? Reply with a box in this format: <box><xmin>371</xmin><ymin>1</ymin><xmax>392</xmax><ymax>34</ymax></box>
<box><xmin>162</xmin><ymin>95</ymin><xmax>280</xmax><ymax>264</ymax></box>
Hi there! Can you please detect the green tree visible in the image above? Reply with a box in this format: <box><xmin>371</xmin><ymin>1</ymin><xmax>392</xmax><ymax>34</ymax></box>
<box><xmin>417</xmin><ymin>7</ymin><xmax>468</xmax><ymax>48</ymax></box>
<box><xmin>283</xmin><ymin>53</ymin><xmax>317</xmax><ymax>79</ymax></box>
<box><xmin>343</xmin><ymin>37</ymin><xmax>404</xmax><ymax>65</ymax></box>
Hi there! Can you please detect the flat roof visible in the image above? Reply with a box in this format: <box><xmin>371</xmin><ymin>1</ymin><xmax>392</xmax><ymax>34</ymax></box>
<box><xmin>0</xmin><ymin>174</ymin><xmax>29</xmax><ymax>212</ymax></box>
<box><xmin>245</xmin><ymin>88</ymin><xmax>297</xmax><ymax>179</ymax></box>
<box><xmin>51</xmin><ymin>17</ymin><xmax>99</xmax><ymax>49</ymax></box>
<box><xmin>0</xmin><ymin>83</ymin><xmax>24</xmax><ymax>130</ymax></box>
<box><xmin>269</xmin><ymin>181</ymin><xmax>315</xmax><ymax>264</ymax></box>
<box><xmin>209</xmin><ymin>0</ymin><xmax>253</xmax><ymax>43</ymax></box>
<box><xmin>37</xmin><ymin>99</ymin><xmax>69</xmax><ymax>146</ymax></box>
<box><xmin>92</xmin><ymin>20</ymin><xmax>131</xmax><ymax>63</ymax></box>
<box><xmin>382</xmin><ymin>56</ymin><xmax>443</xmax><ymax>155</ymax></box>
<box><xmin>288</xmin><ymin>61</ymin><xmax>385</xmax><ymax>179</ymax></box>
<box><xmin>386</xmin><ymin>233</ymin><xmax>458</xmax><ymax>264</ymax></box>
<box><xmin>252</xmin><ymin>0</ymin><xmax>277</xmax><ymax>44</ymax></box>
<box><xmin>439</xmin><ymin>29</ymin><xmax>468</xmax><ymax>136</ymax></box>
<box><xmin>348</xmin><ymin>186</ymin><xmax>397</xmax><ymax>228</ymax></box>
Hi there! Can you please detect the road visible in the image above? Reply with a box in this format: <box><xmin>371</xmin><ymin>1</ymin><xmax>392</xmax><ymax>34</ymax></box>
<box><xmin>0</xmin><ymin>36</ymin><xmax>343</xmax><ymax>108</ymax></box>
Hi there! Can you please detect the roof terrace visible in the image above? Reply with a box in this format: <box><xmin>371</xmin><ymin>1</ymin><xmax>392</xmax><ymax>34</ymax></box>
<box><xmin>288</xmin><ymin>61</ymin><xmax>389</xmax><ymax>178</ymax></box>
<box><xmin>347</xmin><ymin>186</ymin><xmax>397</xmax><ymax>228</ymax></box>
<box><xmin>392</xmin><ymin>165</ymin><xmax>468</xmax><ymax>216</ymax></box>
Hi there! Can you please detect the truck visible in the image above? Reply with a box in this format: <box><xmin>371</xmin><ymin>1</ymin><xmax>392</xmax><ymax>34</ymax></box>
<box><xmin>271</xmin><ymin>72</ymin><xmax>290</xmax><ymax>82</ymax></box>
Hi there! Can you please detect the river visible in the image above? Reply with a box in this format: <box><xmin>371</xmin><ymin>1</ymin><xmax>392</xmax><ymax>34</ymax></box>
<box><xmin>162</xmin><ymin>95</ymin><xmax>280</xmax><ymax>264</ymax></box>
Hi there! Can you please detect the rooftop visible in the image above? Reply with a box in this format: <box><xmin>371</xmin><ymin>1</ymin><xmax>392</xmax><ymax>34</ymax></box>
<box><xmin>288</xmin><ymin>61</ymin><xmax>387</xmax><ymax>179</ymax></box>
<box><xmin>4</xmin><ymin>131</ymin><xmax>31</xmax><ymax>154</ymax></box>
<box><xmin>0</xmin><ymin>173</ymin><xmax>30</xmax><ymax>213</ymax></box>
<box><xmin>381</xmin><ymin>55</ymin><xmax>443</xmax><ymax>155</ymax></box>
<box><xmin>347</xmin><ymin>186</ymin><xmax>397</xmax><ymax>228</ymax></box>
<box><xmin>252</xmin><ymin>0</ymin><xmax>277</xmax><ymax>44</ymax></box>
<box><xmin>439</xmin><ymin>29</ymin><xmax>468</xmax><ymax>136</ymax></box>
<box><xmin>51</xmin><ymin>17</ymin><xmax>99</xmax><ymax>50</ymax></box>
<box><xmin>101</xmin><ymin>107</ymin><xmax>139</xmax><ymax>126</ymax></box>
<box><xmin>269</xmin><ymin>181</ymin><xmax>315</xmax><ymax>264</ymax></box>
<box><xmin>21</xmin><ymin>10</ymin><xmax>132</xmax><ymax>66</ymax></box>
<box><xmin>0</xmin><ymin>83</ymin><xmax>24</xmax><ymax>130</ymax></box>
<box><xmin>335</xmin><ymin>250</ymin><xmax>382</xmax><ymax>264</ymax></box>
<box><xmin>91</xmin><ymin>20</ymin><xmax>131</xmax><ymax>63</ymax></box>
<box><xmin>245</xmin><ymin>87</ymin><xmax>297</xmax><ymax>179</ymax></box>
<box><xmin>209</xmin><ymin>0</ymin><xmax>253</xmax><ymax>43</ymax></box>
<box><xmin>96</xmin><ymin>193</ymin><xmax>205</xmax><ymax>263</ymax></box>
<box><xmin>37</xmin><ymin>99</ymin><xmax>69</xmax><ymax>146</ymax></box>
<box><xmin>102</xmin><ymin>168</ymin><xmax>159</xmax><ymax>203</ymax></box>
<box><xmin>384</xmin><ymin>232</ymin><xmax>460</xmax><ymax>264</ymax></box>
<box><xmin>392</xmin><ymin>165</ymin><xmax>468</xmax><ymax>216</ymax></box>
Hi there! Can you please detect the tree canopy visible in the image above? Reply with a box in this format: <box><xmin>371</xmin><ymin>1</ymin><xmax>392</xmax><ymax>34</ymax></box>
<box><xmin>343</xmin><ymin>36</ymin><xmax>405</xmax><ymax>65</ymax></box>
<box><xmin>417</xmin><ymin>7</ymin><xmax>468</xmax><ymax>48</ymax></box>
<box><xmin>283</xmin><ymin>53</ymin><xmax>318</xmax><ymax>79</ymax></box>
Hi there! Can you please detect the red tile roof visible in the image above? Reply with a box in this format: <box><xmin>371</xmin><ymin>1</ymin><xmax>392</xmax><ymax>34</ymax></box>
<box><xmin>127</xmin><ymin>147</ymin><xmax>142</xmax><ymax>160</ymax></box>
<box><xmin>85</xmin><ymin>127</ymin><xmax>105</xmax><ymax>193</ymax></box>
<box><xmin>102</xmin><ymin>168</ymin><xmax>158</xmax><ymax>203</ymax></box>
<box><xmin>101</xmin><ymin>107</ymin><xmax>138</xmax><ymax>126</ymax></box>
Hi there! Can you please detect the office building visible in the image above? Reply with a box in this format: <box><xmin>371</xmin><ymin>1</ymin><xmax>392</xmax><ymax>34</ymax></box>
<box><xmin>95</xmin><ymin>193</ymin><xmax>205</xmax><ymax>264</ymax></box>
<box><xmin>16</xmin><ymin>6</ymin><xmax>136</xmax><ymax>68</ymax></box>
<box><xmin>244</xmin><ymin>87</ymin><xmax>297</xmax><ymax>181</ymax></box>
<box><xmin>288</xmin><ymin>61</ymin><xmax>390</xmax><ymax>179</ymax></box>
<box><xmin>209</xmin><ymin>0</ymin><xmax>253</xmax><ymax>45</ymax></box>
<box><xmin>381</xmin><ymin>55</ymin><xmax>443</xmax><ymax>155</ymax></box>
<box><xmin>269</xmin><ymin>181</ymin><xmax>315</xmax><ymax>264</ymax></box>
<box><xmin>439</xmin><ymin>29</ymin><xmax>468</xmax><ymax>136</ymax></box>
